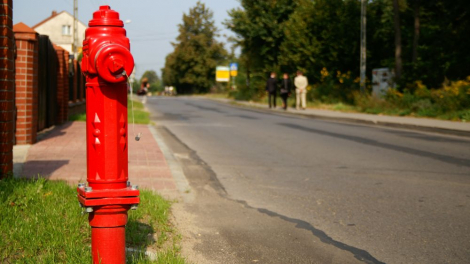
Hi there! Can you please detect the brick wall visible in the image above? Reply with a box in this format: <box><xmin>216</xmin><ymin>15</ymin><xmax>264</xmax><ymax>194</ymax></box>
<box><xmin>0</xmin><ymin>0</ymin><xmax>15</xmax><ymax>177</ymax></box>
<box><xmin>54</xmin><ymin>45</ymin><xmax>69</xmax><ymax>124</ymax></box>
<box><xmin>13</xmin><ymin>22</ymin><xmax>38</xmax><ymax>145</ymax></box>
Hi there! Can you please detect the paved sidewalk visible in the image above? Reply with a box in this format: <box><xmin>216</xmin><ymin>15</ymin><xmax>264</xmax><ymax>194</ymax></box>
<box><xmin>211</xmin><ymin>98</ymin><xmax>470</xmax><ymax>137</ymax></box>
<box><xmin>16</xmin><ymin>121</ymin><xmax>181</xmax><ymax>200</ymax></box>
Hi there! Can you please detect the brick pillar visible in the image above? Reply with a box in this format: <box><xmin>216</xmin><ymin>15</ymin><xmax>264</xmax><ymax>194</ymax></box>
<box><xmin>0</xmin><ymin>0</ymin><xmax>15</xmax><ymax>177</ymax></box>
<box><xmin>54</xmin><ymin>45</ymin><xmax>69</xmax><ymax>124</ymax></box>
<box><xmin>13</xmin><ymin>22</ymin><xmax>38</xmax><ymax>145</ymax></box>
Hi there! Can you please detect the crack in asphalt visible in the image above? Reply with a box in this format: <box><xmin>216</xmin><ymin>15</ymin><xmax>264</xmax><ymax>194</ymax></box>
<box><xmin>159</xmin><ymin>125</ymin><xmax>385</xmax><ymax>264</ymax></box>
<box><xmin>234</xmin><ymin>199</ymin><xmax>386</xmax><ymax>264</ymax></box>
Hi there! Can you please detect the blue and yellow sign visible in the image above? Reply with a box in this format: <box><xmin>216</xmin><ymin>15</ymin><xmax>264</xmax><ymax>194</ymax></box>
<box><xmin>230</xmin><ymin>63</ymin><xmax>238</xmax><ymax>77</ymax></box>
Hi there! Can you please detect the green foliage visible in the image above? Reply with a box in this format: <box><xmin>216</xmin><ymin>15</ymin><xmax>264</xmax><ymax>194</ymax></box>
<box><xmin>354</xmin><ymin>77</ymin><xmax>470</xmax><ymax>120</ymax></box>
<box><xmin>162</xmin><ymin>1</ymin><xmax>228</xmax><ymax>94</ymax></box>
<box><xmin>280</xmin><ymin>0</ymin><xmax>361</xmax><ymax>82</ymax></box>
<box><xmin>225</xmin><ymin>0</ymin><xmax>470</xmax><ymax>110</ymax></box>
<box><xmin>401</xmin><ymin>0</ymin><xmax>470</xmax><ymax>87</ymax></box>
<box><xmin>141</xmin><ymin>70</ymin><xmax>160</xmax><ymax>84</ymax></box>
<box><xmin>140</xmin><ymin>70</ymin><xmax>163</xmax><ymax>94</ymax></box>
<box><xmin>226</xmin><ymin>0</ymin><xmax>298</xmax><ymax>73</ymax></box>
<box><xmin>230</xmin><ymin>71</ymin><xmax>266</xmax><ymax>101</ymax></box>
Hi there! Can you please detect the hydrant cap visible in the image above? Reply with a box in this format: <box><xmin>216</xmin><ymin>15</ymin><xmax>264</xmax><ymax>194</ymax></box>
<box><xmin>89</xmin><ymin>5</ymin><xmax>124</xmax><ymax>27</ymax></box>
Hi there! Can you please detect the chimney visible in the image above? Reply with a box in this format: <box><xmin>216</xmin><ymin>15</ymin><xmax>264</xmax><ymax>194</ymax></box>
<box><xmin>52</xmin><ymin>10</ymin><xmax>57</xmax><ymax>16</ymax></box>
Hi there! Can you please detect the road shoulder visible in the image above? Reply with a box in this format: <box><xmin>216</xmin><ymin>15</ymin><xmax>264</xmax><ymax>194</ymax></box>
<box><xmin>155</xmin><ymin>124</ymin><xmax>374</xmax><ymax>264</ymax></box>
<box><xmin>203</xmin><ymin>96</ymin><xmax>470</xmax><ymax>137</ymax></box>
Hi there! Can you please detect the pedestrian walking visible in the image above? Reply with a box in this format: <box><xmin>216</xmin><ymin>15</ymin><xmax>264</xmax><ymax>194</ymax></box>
<box><xmin>137</xmin><ymin>78</ymin><xmax>149</xmax><ymax>96</ymax></box>
<box><xmin>280</xmin><ymin>73</ymin><xmax>292</xmax><ymax>110</ymax></box>
<box><xmin>294</xmin><ymin>71</ymin><xmax>308</xmax><ymax>110</ymax></box>
<box><xmin>137</xmin><ymin>78</ymin><xmax>149</xmax><ymax>104</ymax></box>
<box><xmin>265</xmin><ymin>72</ymin><xmax>278</xmax><ymax>109</ymax></box>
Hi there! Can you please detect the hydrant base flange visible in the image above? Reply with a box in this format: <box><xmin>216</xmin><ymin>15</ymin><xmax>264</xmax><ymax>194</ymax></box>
<box><xmin>77</xmin><ymin>186</ymin><xmax>139</xmax><ymax>207</ymax></box>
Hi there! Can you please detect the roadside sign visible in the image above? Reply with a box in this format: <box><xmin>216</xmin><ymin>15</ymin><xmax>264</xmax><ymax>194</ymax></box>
<box><xmin>372</xmin><ymin>68</ymin><xmax>395</xmax><ymax>97</ymax></box>
<box><xmin>230</xmin><ymin>63</ymin><xmax>238</xmax><ymax>77</ymax></box>
<box><xmin>216</xmin><ymin>66</ymin><xmax>230</xmax><ymax>82</ymax></box>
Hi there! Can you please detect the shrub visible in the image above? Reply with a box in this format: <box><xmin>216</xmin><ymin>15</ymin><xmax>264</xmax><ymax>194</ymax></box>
<box><xmin>312</xmin><ymin>68</ymin><xmax>362</xmax><ymax>104</ymax></box>
<box><xmin>430</xmin><ymin>77</ymin><xmax>470</xmax><ymax>112</ymax></box>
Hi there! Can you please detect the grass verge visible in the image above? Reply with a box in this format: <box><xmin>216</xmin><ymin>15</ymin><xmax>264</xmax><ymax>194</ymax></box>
<box><xmin>0</xmin><ymin>176</ymin><xmax>186</xmax><ymax>264</ymax></box>
<box><xmin>69</xmin><ymin>97</ymin><xmax>150</xmax><ymax>125</ymax></box>
<box><xmin>205</xmin><ymin>93</ymin><xmax>468</xmax><ymax>122</ymax></box>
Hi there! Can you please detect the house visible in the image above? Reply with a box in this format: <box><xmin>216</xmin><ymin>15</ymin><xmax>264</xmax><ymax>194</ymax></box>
<box><xmin>32</xmin><ymin>10</ymin><xmax>87</xmax><ymax>57</ymax></box>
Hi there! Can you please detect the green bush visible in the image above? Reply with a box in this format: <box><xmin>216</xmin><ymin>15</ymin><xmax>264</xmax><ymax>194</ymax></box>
<box><xmin>231</xmin><ymin>72</ymin><xmax>266</xmax><ymax>101</ymax></box>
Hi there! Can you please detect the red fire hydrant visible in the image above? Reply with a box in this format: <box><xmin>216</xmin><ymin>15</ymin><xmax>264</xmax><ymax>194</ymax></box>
<box><xmin>77</xmin><ymin>5</ymin><xmax>139</xmax><ymax>264</ymax></box>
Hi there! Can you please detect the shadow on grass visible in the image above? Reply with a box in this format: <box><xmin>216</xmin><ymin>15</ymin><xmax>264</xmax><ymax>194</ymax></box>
<box><xmin>126</xmin><ymin>219</ymin><xmax>157</xmax><ymax>263</ymax></box>
<box><xmin>127</xmin><ymin>220</ymin><xmax>156</xmax><ymax>248</ymax></box>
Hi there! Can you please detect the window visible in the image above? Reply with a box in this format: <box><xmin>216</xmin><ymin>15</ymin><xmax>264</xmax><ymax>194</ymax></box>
<box><xmin>62</xmin><ymin>25</ymin><xmax>71</xmax><ymax>35</ymax></box>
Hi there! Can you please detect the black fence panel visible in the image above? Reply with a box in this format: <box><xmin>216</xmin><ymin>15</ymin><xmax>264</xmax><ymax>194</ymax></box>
<box><xmin>37</xmin><ymin>36</ymin><xmax>48</xmax><ymax>131</ymax></box>
<box><xmin>69</xmin><ymin>54</ymin><xmax>75</xmax><ymax>102</ymax></box>
<box><xmin>76</xmin><ymin>62</ymin><xmax>81</xmax><ymax>100</ymax></box>
<box><xmin>37</xmin><ymin>35</ymin><xmax>58</xmax><ymax>130</ymax></box>
<box><xmin>46</xmin><ymin>41</ymin><xmax>58</xmax><ymax>128</ymax></box>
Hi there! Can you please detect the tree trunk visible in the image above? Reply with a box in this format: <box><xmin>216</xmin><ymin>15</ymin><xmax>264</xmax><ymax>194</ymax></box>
<box><xmin>412</xmin><ymin>1</ymin><xmax>420</xmax><ymax>64</ymax></box>
<box><xmin>393</xmin><ymin>0</ymin><xmax>402</xmax><ymax>81</ymax></box>
<box><xmin>245</xmin><ymin>55</ymin><xmax>251</xmax><ymax>89</ymax></box>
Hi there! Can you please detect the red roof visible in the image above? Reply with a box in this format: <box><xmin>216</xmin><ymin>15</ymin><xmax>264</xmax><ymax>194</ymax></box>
<box><xmin>13</xmin><ymin>22</ymin><xmax>36</xmax><ymax>33</ymax></box>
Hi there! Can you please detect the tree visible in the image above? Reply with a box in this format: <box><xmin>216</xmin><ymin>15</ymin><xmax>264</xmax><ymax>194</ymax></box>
<box><xmin>225</xmin><ymin>0</ymin><xmax>470</xmax><ymax>101</ymax></box>
<box><xmin>280</xmin><ymin>0</ymin><xmax>361</xmax><ymax>81</ymax></box>
<box><xmin>411</xmin><ymin>0</ymin><xmax>420</xmax><ymax>64</ymax></box>
<box><xmin>393</xmin><ymin>0</ymin><xmax>403</xmax><ymax>81</ymax></box>
<box><xmin>225</xmin><ymin>0</ymin><xmax>298</xmax><ymax>74</ymax></box>
<box><xmin>162</xmin><ymin>2</ymin><xmax>227</xmax><ymax>94</ymax></box>
<box><xmin>140</xmin><ymin>70</ymin><xmax>159</xmax><ymax>84</ymax></box>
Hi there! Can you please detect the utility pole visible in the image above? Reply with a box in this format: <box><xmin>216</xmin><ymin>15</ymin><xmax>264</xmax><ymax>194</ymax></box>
<box><xmin>360</xmin><ymin>0</ymin><xmax>367</xmax><ymax>94</ymax></box>
<box><xmin>73</xmin><ymin>0</ymin><xmax>78</xmax><ymax>57</ymax></box>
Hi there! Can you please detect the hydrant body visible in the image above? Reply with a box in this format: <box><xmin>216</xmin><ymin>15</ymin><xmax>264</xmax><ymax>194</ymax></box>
<box><xmin>77</xmin><ymin>5</ymin><xmax>138</xmax><ymax>264</ymax></box>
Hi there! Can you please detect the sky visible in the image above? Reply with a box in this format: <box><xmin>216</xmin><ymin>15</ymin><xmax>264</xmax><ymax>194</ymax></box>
<box><xmin>13</xmin><ymin>0</ymin><xmax>240</xmax><ymax>79</ymax></box>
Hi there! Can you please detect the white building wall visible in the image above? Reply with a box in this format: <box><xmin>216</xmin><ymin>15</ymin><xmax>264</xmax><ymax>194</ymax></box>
<box><xmin>34</xmin><ymin>12</ymin><xmax>86</xmax><ymax>57</ymax></box>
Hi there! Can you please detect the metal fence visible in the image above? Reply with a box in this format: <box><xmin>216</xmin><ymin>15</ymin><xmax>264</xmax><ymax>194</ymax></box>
<box><xmin>37</xmin><ymin>35</ymin><xmax>58</xmax><ymax>131</ymax></box>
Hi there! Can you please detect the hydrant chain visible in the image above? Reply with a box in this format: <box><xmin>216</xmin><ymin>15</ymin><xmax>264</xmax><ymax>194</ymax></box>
<box><xmin>123</xmin><ymin>70</ymin><xmax>142</xmax><ymax>141</ymax></box>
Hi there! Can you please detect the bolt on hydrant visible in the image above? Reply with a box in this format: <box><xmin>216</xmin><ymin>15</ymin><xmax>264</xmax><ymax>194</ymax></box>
<box><xmin>77</xmin><ymin>5</ymin><xmax>139</xmax><ymax>264</ymax></box>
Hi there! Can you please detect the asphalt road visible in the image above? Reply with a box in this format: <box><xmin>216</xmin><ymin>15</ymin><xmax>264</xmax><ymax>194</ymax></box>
<box><xmin>146</xmin><ymin>96</ymin><xmax>470</xmax><ymax>264</ymax></box>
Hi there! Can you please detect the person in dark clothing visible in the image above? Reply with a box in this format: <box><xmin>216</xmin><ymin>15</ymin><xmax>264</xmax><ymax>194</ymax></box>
<box><xmin>137</xmin><ymin>78</ymin><xmax>149</xmax><ymax>96</ymax></box>
<box><xmin>280</xmin><ymin>73</ymin><xmax>292</xmax><ymax>110</ymax></box>
<box><xmin>265</xmin><ymin>72</ymin><xmax>278</xmax><ymax>108</ymax></box>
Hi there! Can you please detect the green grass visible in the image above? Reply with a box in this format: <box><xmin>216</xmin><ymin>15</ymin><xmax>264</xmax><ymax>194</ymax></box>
<box><xmin>209</xmin><ymin>92</ymin><xmax>467</xmax><ymax>122</ymax></box>
<box><xmin>0</xmin><ymin>176</ymin><xmax>186</xmax><ymax>264</ymax></box>
<box><xmin>128</xmin><ymin>98</ymin><xmax>150</xmax><ymax>125</ymax></box>
<box><xmin>69</xmin><ymin>112</ymin><xmax>86</xmax><ymax>122</ymax></box>
<box><xmin>68</xmin><ymin>98</ymin><xmax>150</xmax><ymax>124</ymax></box>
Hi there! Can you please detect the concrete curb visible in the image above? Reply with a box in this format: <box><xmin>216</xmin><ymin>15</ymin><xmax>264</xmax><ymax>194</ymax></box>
<box><xmin>12</xmin><ymin>144</ymin><xmax>31</xmax><ymax>177</ymax></box>
<box><xmin>147</xmin><ymin>124</ymin><xmax>194</xmax><ymax>202</ymax></box>
<box><xmin>207</xmin><ymin>98</ymin><xmax>470</xmax><ymax>138</ymax></box>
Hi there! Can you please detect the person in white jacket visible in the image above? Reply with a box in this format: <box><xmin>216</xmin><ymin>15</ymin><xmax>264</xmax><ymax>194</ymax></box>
<box><xmin>294</xmin><ymin>71</ymin><xmax>308</xmax><ymax>110</ymax></box>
